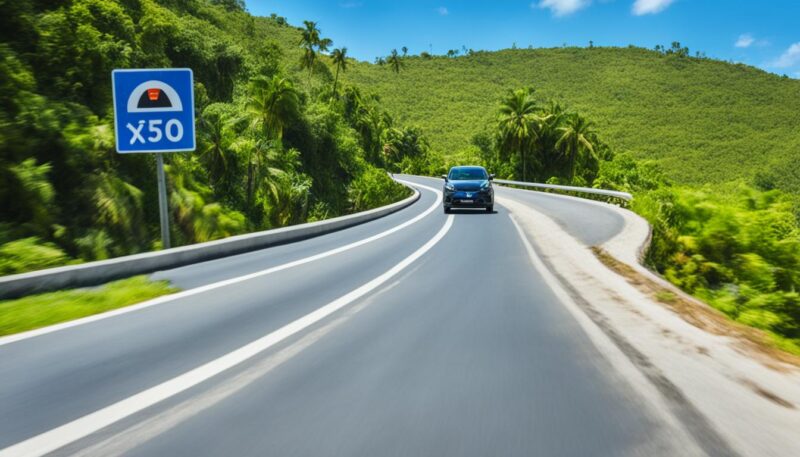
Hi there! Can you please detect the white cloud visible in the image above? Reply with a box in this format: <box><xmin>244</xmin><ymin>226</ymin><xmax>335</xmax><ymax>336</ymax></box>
<box><xmin>735</xmin><ymin>34</ymin><xmax>755</xmax><ymax>48</ymax></box>
<box><xmin>771</xmin><ymin>43</ymin><xmax>800</xmax><ymax>68</ymax></box>
<box><xmin>436</xmin><ymin>6</ymin><xmax>449</xmax><ymax>16</ymax></box>
<box><xmin>535</xmin><ymin>0</ymin><xmax>592</xmax><ymax>17</ymax></box>
<box><xmin>632</xmin><ymin>0</ymin><xmax>676</xmax><ymax>16</ymax></box>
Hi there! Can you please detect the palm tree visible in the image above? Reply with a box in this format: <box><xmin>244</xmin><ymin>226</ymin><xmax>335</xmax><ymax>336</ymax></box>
<box><xmin>299</xmin><ymin>21</ymin><xmax>320</xmax><ymax>81</ymax></box>
<box><xmin>537</xmin><ymin>101</ymin><xmax>566</xmax><ymax>173</ymax></box>
<box><xmin>331</xmin><ymin>47</ymin><xmax>348</xmax><ymax>97</ymax></box>
<box><xmin>231</xmin><ymin>136</ymin><xmax>284</xmax><ymax>220</ymax></box>
<box><xmin>497</xmin><ymin>88</ymin><xmax>542</xmax><ymax>181</ymax></box>
<box><xmin>198</xmin><ymin>109</ymin><xmax>233</xmax><ymax>186</ymax></box>
<box><xmin>401</xmin><ymin>46</ymin><xmax>408</xmax><ymax>57</ymax></box>
<box><xmin>556</xmin><ymin>113</ymin><xmax>597</xmax><ymax>181</ymax></box>
<box><xmin>354</xmin><ymin>104</ymin><xmax>392</xmax><ymax>164</ymax></box>
<box><xmin>245</xmin><ymin>75</ymin><xmax>300</xmax><ymax>140</ymax></box>
<box><xmin>9</xmin><ymin>158</ymin><xmax>54</xmax><ymax>236</ymax></box>
<box><xmin>318</xmin><ymin>37</ymin><xmax>332</xmax><ymax>53</ymax></box>
<box><xmin>387</xmin><ymin>49</ymin><xmax>404</xmax><ymax>74</ymax></box>
<box><xmin>93</xmin><ymin>172</ymin><xmax>145</xmax><ymax>248</ymax></box>
<box><xmin>299</xmin><ymin>21</ymin><xmax>332</xmax><ymax>85</ymax></box>
<box><xmin>242</xmin><ymin>76</ymin><xmax>302</xmax><ymax>220</ymax></box>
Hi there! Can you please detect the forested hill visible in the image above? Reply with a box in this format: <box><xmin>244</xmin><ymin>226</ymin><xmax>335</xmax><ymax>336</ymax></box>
<box><xmin>0</xmin><ymin>1</ymin><xmax>418</xmax><ymax>273</ymax></box>
<box><xmin>343</xmin><ymin>47</ymin><xmax>800</xmax><ymax>192</ymax></box>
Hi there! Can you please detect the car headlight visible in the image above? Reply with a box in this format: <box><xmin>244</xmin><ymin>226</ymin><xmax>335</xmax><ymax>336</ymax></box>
<box><xmin>445</xmin><ymin>183</ymin><xmax>455</xmax><ymax>191</ymax></box>
<box><xmin>480</xmin><ymin>181</ymin><xmax>490</xmax><ymax>190</ymax></box>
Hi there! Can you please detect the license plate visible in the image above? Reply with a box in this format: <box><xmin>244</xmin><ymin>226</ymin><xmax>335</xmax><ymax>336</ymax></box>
<box><xmin>461</xmin><ymin>199</ymin><xmax>473</xmax><ymax>204</ymax></box>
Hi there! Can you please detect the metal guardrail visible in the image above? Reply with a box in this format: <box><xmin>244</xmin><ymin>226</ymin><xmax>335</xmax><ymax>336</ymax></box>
<box><xmin>0</xmin><ymin>185</ymin><xmax>420</xmax><ymax>300</ymax></box>
<box><xmin>493</xmin><ymin>179</ymin><xmax>633</xmax><ymax>202</ymax></box>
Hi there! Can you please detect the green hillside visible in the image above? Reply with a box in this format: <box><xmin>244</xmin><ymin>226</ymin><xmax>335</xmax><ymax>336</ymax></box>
<box><xmin>343</xmin><ymin>47</ymin><xmax>800</xmax><ymax>192</ymax></box>
<box><xmin>0</xmin><ymin>1</ymin><xmax>414</xmax><ymax>273</ymax></box>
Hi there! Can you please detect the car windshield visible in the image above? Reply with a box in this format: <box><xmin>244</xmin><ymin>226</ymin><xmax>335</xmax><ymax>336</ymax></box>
<box><xmin>449</xmin><ymin>168</ymin><xmax>487</xmax><ymax>181</ymax></box>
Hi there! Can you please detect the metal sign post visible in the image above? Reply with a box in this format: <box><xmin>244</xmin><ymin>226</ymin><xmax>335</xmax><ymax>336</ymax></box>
<box><xmin>111</xmin><ymin>68</ymin><xmax>195</xmax><ymax>250</ymax></box>
<box><xmin>155</xmin><ymin>153</ymin><xmax>170</xmax><ymax>249</ymax></box>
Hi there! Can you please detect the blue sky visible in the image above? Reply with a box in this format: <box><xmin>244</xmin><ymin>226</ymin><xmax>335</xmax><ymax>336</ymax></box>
<box><xmin>246</xmin><ymin>1</ymin><xmax>800</xmax><ymax>77</ymax></box>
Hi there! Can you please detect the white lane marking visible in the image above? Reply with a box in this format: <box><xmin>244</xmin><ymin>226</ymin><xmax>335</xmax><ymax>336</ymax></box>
<box><xmin>71</xmin><ymin>281</ymin><xmax>407</xmax><ymax>457</ymax></box>
<box><xmin>506</xmin><ymin>208</ymin><xmax>708</xmax><ymax>456</ymax></box>
<box><xmin>0</xmin><ymin>215</ymin><xmax>454</xmax><ymax>457</ymax></box>
<box><xmin>0</xmin><ymin>179</ymin><xmax>440</xmax><ymax>347</ymax></box>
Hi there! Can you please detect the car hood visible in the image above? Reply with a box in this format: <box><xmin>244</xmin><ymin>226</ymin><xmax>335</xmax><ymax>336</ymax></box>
<box><xmin>448</xmin><ymin>180</ymin><xmax>488</xmax><ymax>191</ymax></box>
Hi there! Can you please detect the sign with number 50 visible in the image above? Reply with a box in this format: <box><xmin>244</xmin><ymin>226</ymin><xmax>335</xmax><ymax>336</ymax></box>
<box><xmin>112</xmin><ymin>69</ymin><xmax>196</xmax><ymax>153</ymax></box>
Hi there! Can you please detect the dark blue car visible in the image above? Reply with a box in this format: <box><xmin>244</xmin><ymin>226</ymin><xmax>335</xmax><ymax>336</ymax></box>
<box><xmin>442</xmin><ymin>166</ymin><xmax>494</xmax><ymax>213</ymax></box>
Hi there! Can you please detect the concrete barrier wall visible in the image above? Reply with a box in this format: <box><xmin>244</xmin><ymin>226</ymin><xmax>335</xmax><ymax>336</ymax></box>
<box><xmin>0</xmin><ymin>186</ymin><xmax>420</xmax><ymax>299</ymax></box>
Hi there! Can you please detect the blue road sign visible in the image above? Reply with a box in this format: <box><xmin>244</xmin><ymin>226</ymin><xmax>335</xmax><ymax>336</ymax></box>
<box><xmin>112</xmin><ymin>69</ymin><xmax>196</xmax><ymax>153</ymax></box>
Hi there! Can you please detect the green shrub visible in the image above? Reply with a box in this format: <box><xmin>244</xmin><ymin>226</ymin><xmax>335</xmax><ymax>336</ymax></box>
<box><xmin>634</xmin><ymin>185</ymin><xmax>800</xmax><ymax>346</ymax></box>
<box><xmin>348</xmin><ymin>166</ymin><xmax>411</xmax><ymax>212</ymax></box>
<box><xmin>0</xmin><ymin>237</ymin><xmax>76</xmax><ymax>275</ymax></box>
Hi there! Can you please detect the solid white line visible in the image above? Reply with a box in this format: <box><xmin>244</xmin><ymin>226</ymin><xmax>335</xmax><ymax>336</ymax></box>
<box><xmin>505</xmin><ymin>207</ymin><xmax>709</xmax><ymax>456</ymax></box>
<box><xmin>508</xmin><ymin>213</ymin><xmax>579</xmax><ymax>308</ymax></box>
<box><xmin>0</xmin><ymin>215</ymin><xmax>454</xmax><ymax>457</ymax></box>
<box><xmin>0</xmin><ymin>179</ymin><xmax>440</xmax><ymax>347</ymax></box>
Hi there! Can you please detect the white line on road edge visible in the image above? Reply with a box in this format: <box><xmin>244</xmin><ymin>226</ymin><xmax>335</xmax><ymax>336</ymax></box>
<box><xmin>507</xmin><ymin>211</ymin><xmax>707</xmax><ymax>456</ymax></box>
<box><xmin>0</xmin><ymin>215</ymin><xmax>454</xmax><ymax>457</ymax></box>
<box><xmin>0</xmin><ymin>179</ymin><xmax>440</xmax><ymax>347</ymax></box>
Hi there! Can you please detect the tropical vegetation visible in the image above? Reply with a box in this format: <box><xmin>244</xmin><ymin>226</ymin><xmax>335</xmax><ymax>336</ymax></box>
<box><xmin>0</xmin><ymin>0</ymin><xmax>417</xmax><ymax>275</ymax></box>
<box><xmin>1</xmin><ymin>2</ymin><xmax>798</xmax><ymax>354</ymax></box>
<box><xmin>470</xmin><ymin>87</ymin><xmax>800</xmax><ymax>355</ymax></box>
<box><xmin>343</xmin><ymin>46</ymin><xmax>800</xmax><ymax>193</ymax></box>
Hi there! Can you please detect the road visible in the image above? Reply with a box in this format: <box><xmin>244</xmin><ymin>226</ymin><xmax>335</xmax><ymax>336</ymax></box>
<box><xmin>0</xmin><ymin>176</ymin><xmax>701</xmax><ymax>456</ymax></box>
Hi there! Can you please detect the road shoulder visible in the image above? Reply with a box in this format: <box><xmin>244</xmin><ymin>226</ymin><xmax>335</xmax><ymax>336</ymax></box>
<box><xmin>499</xmin><ymin>195</ymin><xmax>800</xmax><ymax>457</ymax></box>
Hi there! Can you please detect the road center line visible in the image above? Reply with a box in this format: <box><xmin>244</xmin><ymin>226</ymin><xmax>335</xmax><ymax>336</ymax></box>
<box><xmin>0</xmin><ymin>213</ymin><xmax>454</xmax><ymax>457</ymax></box>
<box><xmin>0</xmin><ymin>179</ymin><xmax>440</xmax><ymax>347</ymax></box>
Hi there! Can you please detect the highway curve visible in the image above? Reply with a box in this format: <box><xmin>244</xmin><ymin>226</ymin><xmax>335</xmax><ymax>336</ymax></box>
<box><xmin>0</xmin><ymin>176</ymin><xmax>705</xmax><ymax>457</ymax></box>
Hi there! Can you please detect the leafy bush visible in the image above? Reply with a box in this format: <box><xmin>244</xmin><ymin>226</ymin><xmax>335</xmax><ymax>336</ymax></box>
<box><xmin>633</xmin><ymin>185</ymin><xmax>800</xmax><ymax>350</ymax></box>
<box><xmin>348</xmin><ymin>166</ymin><xmax>411</xmax><ymax>212</ymax></box>
<box><xmin>0</xmin><ymin>237</ymin><xmax>74</xmax><ymax>275</ymax></box>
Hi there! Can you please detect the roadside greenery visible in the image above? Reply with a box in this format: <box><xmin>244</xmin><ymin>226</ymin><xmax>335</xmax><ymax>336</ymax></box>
<box><xmin>1</xmin><ymin>2</ymin><xmax>797</xmax><ymax>354</ymax></box>
<box><xmin>633</xmin><ymin>185</ymin><xmax>800</xmax><ymax>354</ymax></box>
<box><xmin>344</xmin><ymin>46</ymin><xmax>800</xmax><ymax>193</ymax></box>
<box><xmin>0</xmin><ymin>276</ymin><xmax>176</xmax><ymax>336</ymax></box>
<box><xmin>472</xmin><ymin>88</ymin><xmax>800</xmax><ymax>354</ymax></box>
<box><xmin>0</xmin><ymin>0</ymin><xmax>422</xmax><ymax>275</ymax></box>
<box><xmin>478</xmin><ymin>88</ymin><xmax>610</xmax><ymax>185</ymax></box>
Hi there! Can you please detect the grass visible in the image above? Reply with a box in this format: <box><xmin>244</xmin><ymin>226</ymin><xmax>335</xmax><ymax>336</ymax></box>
<box><xmin>0</xmin><ymin>276</ymin><xmax>177</xmax><ymax>337</ymax></box>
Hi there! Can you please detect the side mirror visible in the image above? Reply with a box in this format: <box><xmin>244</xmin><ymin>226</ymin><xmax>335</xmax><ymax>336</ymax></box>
<box><xmin>489</xmin><ymin>174</ymin><xmax>495</xmax><ymax>180</ymax></box>
<box><xmin>441</xmin><ymin>174</ymin><xmax>448</xmax><ymax>181</ymax></box>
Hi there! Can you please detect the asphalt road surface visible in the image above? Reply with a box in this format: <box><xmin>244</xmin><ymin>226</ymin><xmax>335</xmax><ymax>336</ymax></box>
<box><xmin>0</xmin><ymin>176</ymin><xmax>703</xmax><ymax>457</ymax></box>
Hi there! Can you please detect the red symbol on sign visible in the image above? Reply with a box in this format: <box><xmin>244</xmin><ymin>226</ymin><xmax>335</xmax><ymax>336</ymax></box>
<box><xmin>147</xmin><ymin>88</ymin><xmax>161</xmax><ymax>101</ymax></box>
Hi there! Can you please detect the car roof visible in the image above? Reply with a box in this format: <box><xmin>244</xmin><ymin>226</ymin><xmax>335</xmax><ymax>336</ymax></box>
<box><xmin>449</xmin><ymin>165</ymin><xmax>486</xmax><ymax>171</ymax></box>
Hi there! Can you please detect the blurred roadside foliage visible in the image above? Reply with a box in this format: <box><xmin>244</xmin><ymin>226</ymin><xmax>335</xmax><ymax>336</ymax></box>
<box><xmin>0</xmin><ymin>0</ymin><xmax>423</xmax><ymax>274</ymax></box>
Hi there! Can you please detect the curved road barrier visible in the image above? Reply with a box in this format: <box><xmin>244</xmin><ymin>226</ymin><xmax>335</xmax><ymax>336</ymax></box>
<box><xmin>494</xmin><ymin>179</ymin><xmax>633</xmax><ymax>202</ymax></box>
<box><xmin>0</xmin><ymin>185</ymin><xmax>420</xmax><ymax>300</ymax></box>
